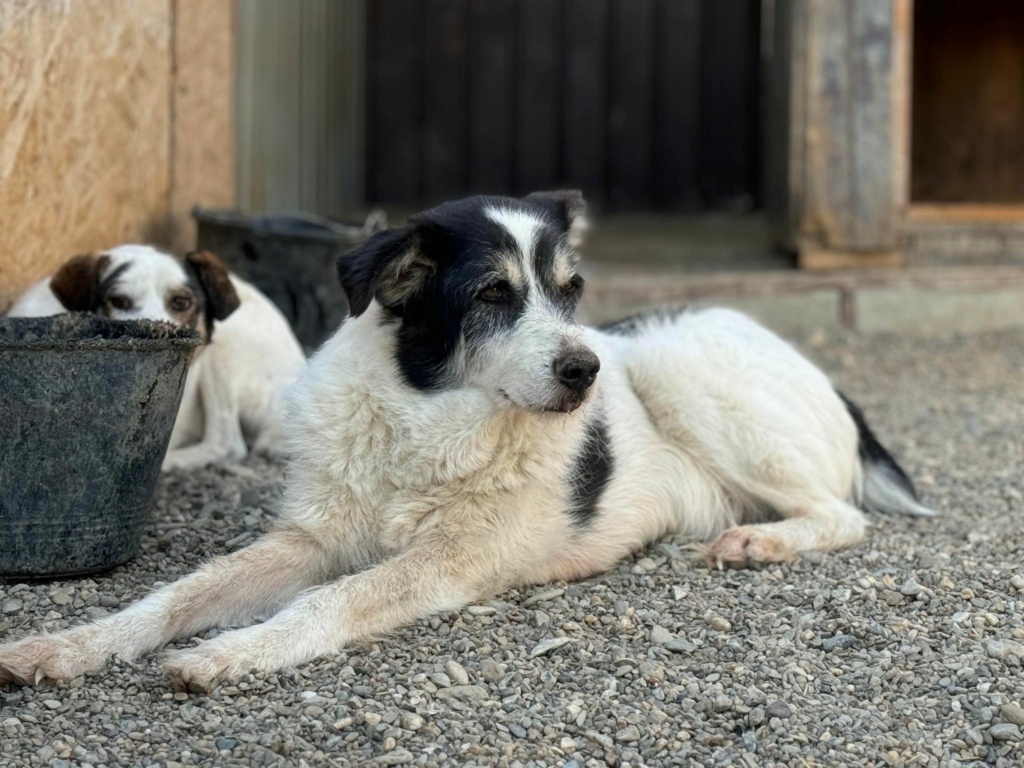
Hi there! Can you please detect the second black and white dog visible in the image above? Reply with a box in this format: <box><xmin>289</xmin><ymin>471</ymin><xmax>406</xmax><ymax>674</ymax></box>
<box><xmin>0</xmin><ymin>191</ymin><xmax>933</xmax><ymax>690</ymax></box>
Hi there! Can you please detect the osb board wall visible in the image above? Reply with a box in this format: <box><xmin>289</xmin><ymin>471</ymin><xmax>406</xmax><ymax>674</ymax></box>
<box><xmin>170</xmin><ymin>0</ymin><xmax>234</xmax><ymax>248</ymax></box>
<box><xmin>0</xmin><ymin>0</ymin><xmax>234</xmax><ymax>313</ymax></box>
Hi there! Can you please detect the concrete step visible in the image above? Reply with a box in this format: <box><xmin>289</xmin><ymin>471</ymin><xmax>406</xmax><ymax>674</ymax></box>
<box><xmin>579</xmin><ymin>264</ymin><xmax>1024</xmax><ymax>336</ymax></box>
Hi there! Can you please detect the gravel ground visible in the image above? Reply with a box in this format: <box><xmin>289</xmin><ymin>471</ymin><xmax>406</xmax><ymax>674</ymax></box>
<box><xmin>2</xmin><ymin>330</ymin><xmax>1024</xmax><ymax>767</ymax></box>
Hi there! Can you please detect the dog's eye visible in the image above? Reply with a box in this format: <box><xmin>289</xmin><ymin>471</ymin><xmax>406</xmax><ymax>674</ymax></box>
<box><xmin>478</xmin><ymin>282</ymin><xmax>509</xmax><ymax>303</ymax></box>
<box><xmin>170</xmin><ymin>295</ymin><xmax>193</xmax><ymax>312</ymax></box>
<box><xmin>561</xmin><ymin>274</ymin><xmax>585</xmax><ymax>297</ymax></box>
<box><xmin>108</xmin><ymin>295</ymin><xmax>132</xmax><ymax>311</ymax></box>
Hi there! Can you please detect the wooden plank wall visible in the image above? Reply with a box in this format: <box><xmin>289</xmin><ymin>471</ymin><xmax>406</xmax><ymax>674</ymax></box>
<box><xmin>236</xmin><ymin>0</ymin><xmax>365</xmax><ymax>218</ymax></box>
<box><xmin>366</xmin><ymin>0</ymin><xmax>763</xmax><ymax>212</ymax></box>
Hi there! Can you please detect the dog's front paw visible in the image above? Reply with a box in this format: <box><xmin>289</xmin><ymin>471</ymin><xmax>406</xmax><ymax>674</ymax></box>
<box><xmin>705</xmin><ymin>526</ymin><xmax>794</xmax><ymax>569</ymax></box>
<box><xmin>0</xmin><ymin>634</ymin><xmax>105</xmax><ymax>686</ymax></box>
<box><xmin>162</xmin><ymin>645</ymin><xmax>239</xmax><ymax>693</ymax></box>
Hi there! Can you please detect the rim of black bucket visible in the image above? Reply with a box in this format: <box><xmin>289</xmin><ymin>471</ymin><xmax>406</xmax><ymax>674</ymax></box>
<box><xmin>192</xmin><ymin>205</ymin><xmax>371</xmax><ymax>243</ymax></box>
<box><xmin>0</xmin><ymin>314</ymin><xmax>202</xmax><ymax>352</ymax></box>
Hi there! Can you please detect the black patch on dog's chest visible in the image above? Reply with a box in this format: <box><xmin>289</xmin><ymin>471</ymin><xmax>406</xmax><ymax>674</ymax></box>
<box><xmin>566</xmin><ymin>416</ymin><xmax>614</xmax><ymax>526</ymax></box>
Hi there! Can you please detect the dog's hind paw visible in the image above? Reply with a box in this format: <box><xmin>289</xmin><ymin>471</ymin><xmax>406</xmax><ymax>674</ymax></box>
<box><xmin>704</xmin><ymin>526</ymin><xmax>794</xmax><ymax>569</ymax></box>
<box><xmin>162</xmin><ymin>646</ymin><xmax>236</xmax><ymax>693</ymax></box>
<box><xmin>0</xmin><ymin>634</ymin><xmax>104</xmax><ymax>686</ymax></box>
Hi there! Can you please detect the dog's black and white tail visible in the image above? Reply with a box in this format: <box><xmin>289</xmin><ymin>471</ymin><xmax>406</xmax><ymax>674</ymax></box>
<box><xmin>838</xmin><ymin>392</ymin><xmax>937</xmax><ymax>517</ymax></box>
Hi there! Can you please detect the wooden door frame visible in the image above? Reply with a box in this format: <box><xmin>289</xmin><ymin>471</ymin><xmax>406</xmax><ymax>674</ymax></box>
<box><xmin>769</xmin><ymin>0</ymin><xmax>1024</xmax><ymax>269</ymax></box>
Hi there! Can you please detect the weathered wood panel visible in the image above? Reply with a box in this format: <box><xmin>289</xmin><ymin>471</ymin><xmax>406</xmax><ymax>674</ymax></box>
<box><xmin>170</xmin><ymin>0</ymin><xmax>235</xmax><ymax>252</ymax></box>
<box><xmin>366</xmin><ymin>0</ymin><xmax>763</xmax><ymax>212</ymax></box>
<box><xmin>770</xmin><ymin>0</ymin><xmax>901</xmax><ymax>260</ymax></box>
<box><xmin>237</xmin><ymin>0</ymin><xmax>364</xmax><ymax>217</ymax></box>
<box><xmin>699</xmin><ymin>0</ymin><xmax>762</xmax><ymax>211</ymax></box>
<box><xmin>607</xmin><ymin>0</ymin><xmax>656</xmax><ymax>209</ymax></box>
<box><xmin>469</xmin><ymin>0</ymin><xmax>515</xmax><ymax>194</ymax></box>
<box><xmin>849</xmin><ymin>0</ymin><xmax>897</xmax><ymax>245</ymax></box>
<box><xmin>516</xmin><ymin>0</ymin><xmax>563</xmax><ymax>194</ymax></box>
<box><xmin>654</xmin><ymin>0</ymin><xmax>702</xmax><ymax>210</ymax></box>
<box><xmin>366</xmin><ymin>0</ymin><xmax>422</xmax><ymax>205</ymax></box>
<box><xmin>424</xmin><ymin>0</ymin><xmax>469</xmax><ymax>202</ymax></box>
<box><xmin>563</xmin><ymin>0</ymin><xmax>610</xmax><ymax>205</ymax></box>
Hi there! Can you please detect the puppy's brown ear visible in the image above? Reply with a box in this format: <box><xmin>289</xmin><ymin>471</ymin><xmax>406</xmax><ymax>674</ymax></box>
<box><xmin>50</xmin><ymin>254</ymin><xmax>109</xmax><ymax>312</ymax></box>
<box><xmin>185</xmin><ymin>250</ymin><xmax>240</xmax><ymax>321</ymax></box>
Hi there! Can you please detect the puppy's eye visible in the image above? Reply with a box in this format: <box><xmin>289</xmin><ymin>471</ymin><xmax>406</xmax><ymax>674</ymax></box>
<box><xmin>170</xmin><ymin>295</ymin><xmax>193</xmax><ymax>312</ymax></box>
<box><xmin>108</xmin><ymin>295</ymin><xmax>132</xmax><ymax>311</ymax></box>
<box><xmin>478</xmin><ymin>282</ymin><xmax>509</xmax><ymax>303</ymax></box>
<box><xmin>561</xmin><ymin>274</ymin><xmax>585</xmax><ymax>297</ymax></box>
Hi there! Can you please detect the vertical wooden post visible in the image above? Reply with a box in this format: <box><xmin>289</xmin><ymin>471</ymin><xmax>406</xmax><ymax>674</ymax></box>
<box><xmin>767</xmin><ymin>0</ymin><xmax>908</xmax><ymax>269</ymax></box>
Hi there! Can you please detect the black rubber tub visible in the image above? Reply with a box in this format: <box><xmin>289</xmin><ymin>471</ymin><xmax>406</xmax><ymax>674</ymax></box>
<box><xmin>0</xmin><ymin>315</ymin><xmax>201</xmax><ymax>578</ymax></box>
<box><xmin>193</xmin><ymin>207</ymin><xmax>386</xmax><ymax>350</ymax></box>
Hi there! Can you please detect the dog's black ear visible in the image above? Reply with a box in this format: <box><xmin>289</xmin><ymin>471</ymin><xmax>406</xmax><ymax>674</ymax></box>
<box><xmin>185</xmin><ymin>250</ymin><xmax>241</xmax><ymax>321</ymax></box>
<box><xmin>50</xmin><ymin>253</ymin><xmax>110</xmax><ymax>312</ymax></box>
<box><xmin>524</xmin><ymin>189</ymin><xmax>589</xmax><ymax>247</ymax></box>
<box><xmin>337</xmin><ymin>225</ymin><xmax>434</xmax><ymax>316</ymax></box>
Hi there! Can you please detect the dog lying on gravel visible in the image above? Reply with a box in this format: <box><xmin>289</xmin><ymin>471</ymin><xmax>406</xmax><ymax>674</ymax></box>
<box><xmin>0</xmin><ymin>191</ymin><xmax>933</xmax><ymax>690</ymax></box>
<box><xmin>6</xmin><ymin>245</ymin><xmax>305</xmax><ymax>470</ymax></box>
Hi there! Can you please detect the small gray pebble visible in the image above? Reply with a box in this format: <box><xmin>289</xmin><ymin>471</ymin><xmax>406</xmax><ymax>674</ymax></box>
<box><xmin>766</xmin><ymin>701</ymin><xmax>791</xmax><ymax>719</ymax></box>
<box><xmin>375</xmin><ymin>747</ymin><xmax>414</xmax><ymax>765</ymax></box>
<box><xmin>400</xmin><ymin>712</ymin><xmax>423</xmax><ymax>731</ymax></box>
<box><xmin>615</xmin><ymin>725</ymin><xmax>641</xmax><ymax>743</ymax></box>
<box><xmin>986</xmin><ymin>640</ymin><xmax>1024</xmax><ymax>660</ymax></box>
<box><xmin>900</xmin><ymin>578</ymin><xmax>923</xmax><ymax>596</ymax></box>
<box><xmin>821</xmin><ymin>634</ymin><xmax>857</xmax><ymax>652</ymax></box>
<box><xmin>444</xmin><ymin>659</ymin><xmax>469</xmax><ymax>685</ymax></box>
<box><xmin>1000</xmin><ymin>704</ymin><xmax>1024</xmax><ymax>727</ymax></box>
<box><xmin>529</xmin><ymin>637</ymin><xmax>570</xmax><ymax>657</ymax></box>
<box><xmin>650</xmin><ymin>625</ymin><xmax>674</xmax><ymax>645</ymax></box>
<box><xmin>989</xmin><ymin>723</ymin><xmax>1022</xmax><ymax>741</ymax></box>
<box><xmin>480</xmin><ymin>659</ymin><xmax>504</xmax><ymax>681</ymax></box>
<box><xmin>435</xmin><ymin>685</ymin><xmax>488</xmax><ymax>701</ymax></box>
<box><xmin>2</xmin><ymin>599</ymin><xmax>23</xmax><ymax>614</ymax></box>
<box><xmin>709</xmin><ymin>616</ymin><xmax>731</xmax><ymax>632</ymax></box>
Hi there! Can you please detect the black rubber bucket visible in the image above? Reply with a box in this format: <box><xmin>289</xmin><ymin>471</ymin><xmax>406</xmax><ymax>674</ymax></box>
<box><xmin>0</xmin><ymin>315</ymin><xmax>201</xmax><ymax>578</ymax></box>
<box><xmin>193</xmin><ymin>207</ymin><xmax>386</xmax><ymax>351</ymax></box>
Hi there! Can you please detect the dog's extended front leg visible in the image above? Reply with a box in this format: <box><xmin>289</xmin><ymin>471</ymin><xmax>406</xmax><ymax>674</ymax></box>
<box><xmin>162</xmin><ymin>536</ymin><xmax>486</xmax><ymax>691</ymax></box>
<box><xmin>0</xmin><ymin>526</ymin><xmax>331</xmax><ymax>685</ymax></box>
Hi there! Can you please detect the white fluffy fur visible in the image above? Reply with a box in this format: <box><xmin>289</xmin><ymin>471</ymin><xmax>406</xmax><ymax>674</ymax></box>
<box><xmin>0</xmin><ymin>217</ymin><xmax>929</xmax><ymax>692</ymax></box>
<box><xmin>6</xmin><ymin>245</ymin><xmax>305</xmax><ymax>470</ymax></box>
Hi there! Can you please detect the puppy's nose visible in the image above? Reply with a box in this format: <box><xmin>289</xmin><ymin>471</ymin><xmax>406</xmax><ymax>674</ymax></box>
<box><xmin>553</xmin><ymin>350</ymin><xmax>601</xmax><ymax>393</ymax></box>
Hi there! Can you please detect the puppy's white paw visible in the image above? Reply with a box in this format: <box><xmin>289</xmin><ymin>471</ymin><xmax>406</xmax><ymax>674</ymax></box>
<box><xmin>705</xmin><ymin>526</ymin><xmax>795</xmax><ymax>569</ymax></box>
<box><xmin>0</xmin><ymin>633</ymin><xmax>105</xmax><ymax>686</ymax></box>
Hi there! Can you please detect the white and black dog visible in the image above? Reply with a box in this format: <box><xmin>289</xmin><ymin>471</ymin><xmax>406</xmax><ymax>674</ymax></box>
<box><xmin>0</xmin><ymin>191</ymin><xmax>933</xmax><ymax>690</ymax></box>
<box><xmin>6</xmin><ymin>245</ymin><xmax>305</xmax><ymax>470</ymax></box>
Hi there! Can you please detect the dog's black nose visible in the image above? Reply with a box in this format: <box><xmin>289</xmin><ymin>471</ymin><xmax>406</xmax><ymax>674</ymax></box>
<box><xmin>554</xmin><ymin>350</ymin><xmax>601</xmax><ymax>393</ymax></box>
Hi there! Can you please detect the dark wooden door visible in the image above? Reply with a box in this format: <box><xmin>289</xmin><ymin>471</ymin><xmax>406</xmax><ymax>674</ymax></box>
<box><xmin>366</xmin><ymin>0</ymin><xmax>761</xmax><ymax>212</ymax></box>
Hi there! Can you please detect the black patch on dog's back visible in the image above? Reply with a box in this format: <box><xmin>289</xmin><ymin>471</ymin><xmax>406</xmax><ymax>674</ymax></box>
<box><xmin>566</xmin><ymin>415</ymin><xmax>614</xmax><ymax>526</ymax></box>
<box><xmin>599</xmin><ymin>305</ymin><xmax>692</xmax><ymax>336</ymax></box>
